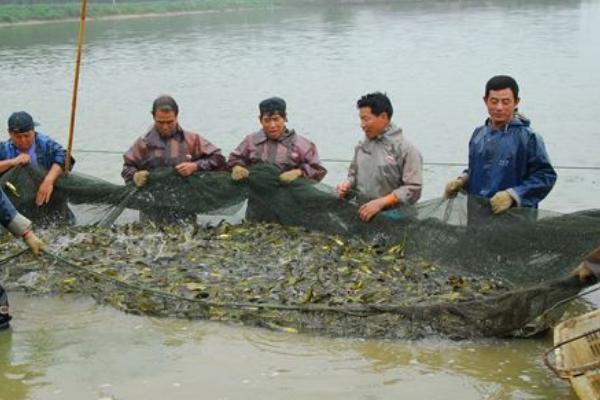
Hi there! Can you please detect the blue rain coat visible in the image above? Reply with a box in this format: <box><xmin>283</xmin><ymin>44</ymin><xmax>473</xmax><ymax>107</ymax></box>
<box><xmin>0</xmin><ymin>131</ymin><xmax>73</xmax><ymax>169</ymax></box>
<box><xmin>0</xmin><ymin>188</ymin><xmax>17</xmax><ymax>228</ymax></box>
<box><xmin>464</xmin><ymin>116</ymin><xmax>557</xmax><ymax>208</ymax></box>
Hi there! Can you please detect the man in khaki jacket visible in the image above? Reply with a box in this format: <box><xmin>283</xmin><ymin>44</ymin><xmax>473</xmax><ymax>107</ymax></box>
<box><xmin>337</xmin><ymin>92</ymin><xmax>423</xmax><ymax>221</ymax></box>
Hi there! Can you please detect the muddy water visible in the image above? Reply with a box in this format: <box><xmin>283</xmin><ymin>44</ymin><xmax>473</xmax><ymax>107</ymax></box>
<box><xmin>1</xmin><ymin>0</ymin><xmax>599</xmax><ymax>398</ymax></box>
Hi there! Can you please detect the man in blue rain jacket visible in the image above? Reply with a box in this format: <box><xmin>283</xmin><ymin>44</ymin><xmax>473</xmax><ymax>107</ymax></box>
<box><xmin>0</xmin><ymin>111</ymin><xmax>74</xmax><ymax>224</ymax></box>
<box><xmin>444</xmin><ymin>75</ymin><xmax>557</xmax><ymax>213</ymax></box>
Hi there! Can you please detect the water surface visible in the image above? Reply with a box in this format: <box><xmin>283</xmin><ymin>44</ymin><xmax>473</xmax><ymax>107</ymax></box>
<box><xmin>1</xmin><ymin>1</ymin><xmax>599</xmax><ymax>398</ymax></box>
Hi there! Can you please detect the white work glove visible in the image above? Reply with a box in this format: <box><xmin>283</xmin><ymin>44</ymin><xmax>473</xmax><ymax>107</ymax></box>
<box><xmin>23</xmin><ymin>231</ymin><xmax>44</xmax><ymax>256</ymax></box>
<box><xmin>573</xmin><ymin>246</ymin><xmax>600</xmax><ymax>283</ymax></box>
<box><xmin>231</xmin><ymin>165</ymin><xmax>250</xmax><ymax>182</ymax></box>
<box><xmin>490</xmin><ymin>191</ymin><xmax>514</xmax><ymax>214</ymax></box>
<box><xmin>133</xmin><ymin>170</ymin><xmax>149</xmax><ymax>188</ymax></box>
<box><xmin>279</xmin><ymin>169</ymin><xmax>302</xmax><ymax>185</ymax></box>
<box><xmin>444</xmin><ymin>178</ymin><xmax>464</xmax><ymax>199</ymax></box>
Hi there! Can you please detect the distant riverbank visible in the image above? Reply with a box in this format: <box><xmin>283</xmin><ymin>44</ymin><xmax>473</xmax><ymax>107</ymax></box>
<box><xmin>0</xmin><ymin>0</ymin><xmax>278</xmax><ymax>25</ymax></box>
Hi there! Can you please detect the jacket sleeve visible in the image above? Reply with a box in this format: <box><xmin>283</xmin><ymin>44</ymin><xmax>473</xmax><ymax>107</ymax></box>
<box><xmin>509</xmin><ymin>132</ymin><xmax>557</xmax><ymax>207</ymax></box>
<box><xmin>190</xmin><ymin>135</ymin><xmax>226</xmax><ymax>172</ymax></box>
<box><xmin>0</xmin><ymin>188</ymin><xmax>17</xmax><ymax>228</ymax></box>
<box><xmin>462</xmin><ymin>127</ymin><xmax>482</xmax><ymax>190</ymax></box>
<box><xmin>121</xmin><ymin>138</ymin><xmax>145</xmax><ymax>183</ymax></box>
<box><xmin>391</xmin><ymin>140</ymin><xmax>423</xmax><ymax>204</ymax></box>
<box><xmin>346</xmin><ymin>146</ymin><xmax>359</xmax><ymax>187</ymax></box>
<box><xmin>0</xmin><ymin>142</ymin><xmax>8</xmax><ymax>161</ymax></box>
<box><xmin>45</xmin><ymin>136</ymin><xmax>75</xmax><ymax>170</ymax></box>
<box><xmin>44</xmin><ymin>135</ymin><xmax>75</xmax><ymax>169</ymax></box>
<box><xmin>1</xmin><ymin>188</ymin><xmax>31</xmax><ymax>237</ymax></box>
<box><xmin>227</xmin><ymin>136</ymin><xmax>252</xmax><ymax>170</ymax></box>
<box><xmin>298</xmin><ymin>141</ymin><xmax>327</xmax><ymax>182</ymax></box>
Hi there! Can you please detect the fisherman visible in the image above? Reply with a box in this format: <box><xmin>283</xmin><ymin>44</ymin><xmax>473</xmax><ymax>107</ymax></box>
<box><xmin>444</xmin><ymin>75</ymin><xmax>557</xmax><ymax>214</ymax></box>
<box><xmin>122</xmin><ymin>95</ymin><xmax>226</xmax><ymax>222</ymax></box>
<box><xmin>0</xmin><ymin>187</ymin><xmax>44</xmax><ymax>329</ymax></box>
<box><xmin>0</xmin><ymin>111</ymin><xmax>75</xmax><ymax>225</ymax></box>
<box><xmin>336</xmin><ymin>92</ymin><xmax>423</xmax><ymax>222</ymax></box>
<box><xmin>228</xmin><ymin>97</ymin><xmax>327</xmax><ymax>184</ymax></box>
<box><xmin>227</xmin><ymin>97</ymin><xmax>327</xmax><ymax>221</ymax></box>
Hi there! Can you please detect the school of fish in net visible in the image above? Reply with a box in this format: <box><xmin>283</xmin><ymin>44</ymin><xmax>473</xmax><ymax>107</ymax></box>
<box><xmin>0</xmin><ymin>165</ymin><xmax>598</xmax><ymax>339</ymax></box>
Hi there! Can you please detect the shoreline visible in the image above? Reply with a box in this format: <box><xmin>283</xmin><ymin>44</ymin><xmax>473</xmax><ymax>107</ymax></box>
<box><xmin>0</xmin><ymin>6</ymin><xmax>272</xmax><ymax>28</ymax></box>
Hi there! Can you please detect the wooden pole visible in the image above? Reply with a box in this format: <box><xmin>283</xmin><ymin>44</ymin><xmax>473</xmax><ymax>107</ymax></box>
<box><xmin>65</xmin><ymin>0</ymin><xmax>88</xmax><ymax>173</ymax></box>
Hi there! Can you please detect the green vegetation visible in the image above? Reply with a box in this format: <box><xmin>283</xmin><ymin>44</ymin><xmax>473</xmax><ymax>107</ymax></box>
<box><xmin>0</xmin><ymin>0</ymin><xmax>285</xmax><ymax>24</ymax></box>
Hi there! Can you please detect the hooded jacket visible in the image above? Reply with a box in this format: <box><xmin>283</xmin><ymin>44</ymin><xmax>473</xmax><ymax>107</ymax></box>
<box><xmin>464</xmin><ymin>115</ymin><xmax>556</xmax><ymax>208</ymax></box>
<box><xmin>347</xmin><ymin>123</ymin><xmax>423</xmax><ymax>204</ymax></box>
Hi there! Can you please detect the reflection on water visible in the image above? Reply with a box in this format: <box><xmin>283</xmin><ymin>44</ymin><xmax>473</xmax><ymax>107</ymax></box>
<box><xmin>3</xmin><ymin>294</ymin><xmax>578</xmax><ymax>399</ymax></box>
<box><xmin>0</xmin><ymin>1</ymin><xmax>598</xmax><ymax>398</ymax></box>
<box><xmin>0</xmin><ymin>332</ymin><xmax>35</xmax><ymax>400</ymax></box>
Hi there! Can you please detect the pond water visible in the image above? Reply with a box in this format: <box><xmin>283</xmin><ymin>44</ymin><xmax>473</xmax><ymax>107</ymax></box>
<box><xmin>1</xmin><ymin>1</ymin><xmax>599</xmax><ymax>398</ymax></box>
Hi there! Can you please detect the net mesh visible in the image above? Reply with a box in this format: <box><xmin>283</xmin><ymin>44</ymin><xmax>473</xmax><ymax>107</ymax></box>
<box><xmin>0</xmin><ymin>164</ymin><xmax>598</xmax><ymax>339</ymax></box>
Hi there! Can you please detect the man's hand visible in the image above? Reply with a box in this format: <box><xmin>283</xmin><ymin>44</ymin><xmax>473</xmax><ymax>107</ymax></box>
<box><xmin>13</xmin><ymin>153</ymin><xmax>31</xmax><ymax>167</ymax></box>
<box><xmin>358</xmin><ymin>197</ymin><xmax>388</xmax><ymax>221</ymax></box>
<box><xmin>23</xmin><ymin>231</ymin><xmax>44</xmax><ymax>256</ymax></box>
<box><xmin>231</xmin><ymin>165</ymin><xmax>249</xmax><ymax>182</ymax></box>
<box><xmin>133</xmin><ymin>170</ymin><xmax>149</xmax><ymax>188</ymax></box>
<box><xmin>175</xmin><ymin>162</ymin><xmax>198</xmax><ymax>177</ymax></box>
<box><xmin>279</xmin><ymin>169</ymin><xmax>302</xmax><ymax>185</ymax></box>
<box><xmin>490</xmin><ymin>191</ymin><xmax>514</xmax><ymax>214</ymax></box>
<box><xmin>336</xmin><ymin>181</ymin><xmax>351</xmax><ymax>199</ymax></box>
<box><xmin>444</xmin><ymin>178</ymin><xmax>464</xmax><ymax>199</ymax></box>
<box><xmin>35</xmin><ymin>179</ymin><xmax>54</xmax><ymax>206</ymax></box>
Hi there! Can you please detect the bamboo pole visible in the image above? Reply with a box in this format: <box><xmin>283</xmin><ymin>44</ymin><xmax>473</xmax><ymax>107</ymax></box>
<box><xmin>65</xmin><ymin>0</ymin><xmax>88</xmax><ymax>173</ymax></box>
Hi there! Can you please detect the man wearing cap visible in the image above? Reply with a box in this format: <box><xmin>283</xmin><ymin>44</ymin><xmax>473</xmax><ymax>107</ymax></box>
<box><xmin>0</xmin><ymin>111</ymin><xmax>74</xmax><ymax>219</ymax></box>
<box><xmin>0</xmin><ymin>187</ymin><xmax>44</xmax><ymax>329</ymax></box>
<box><xmin>122</xmin><ymin>95</ymin><xmax>226</xmax><ymax>186</ymax></box>
<box><xmin>228</xmin><ymin>97</ymin><xmax>327</xmax><ymax>184</ymax></box>
<box><xmin>227</xmin><ymin>97</ymin><xmax>326</xmax><ymax>222</ymax></box>
<box><xmin>336</xmin><ymin>92</ymin><xmax>423</xmax><ymax>222</ymax></box>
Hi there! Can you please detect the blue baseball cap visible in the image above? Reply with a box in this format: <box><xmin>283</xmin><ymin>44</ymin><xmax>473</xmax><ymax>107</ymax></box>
<box><xmin>8</xmin><ymin>111</ymin><xmax>38</xmax><ymax>134</ymax></box>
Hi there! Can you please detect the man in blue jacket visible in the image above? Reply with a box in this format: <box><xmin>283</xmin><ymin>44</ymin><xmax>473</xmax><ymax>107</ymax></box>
<box><xmin>0</xmin><ymin>111</ymin><xmax>74</xmax><ymax>223</ymax></box>
<box><xmin>0</xmin><ymin>187</ymin><xmax>44</xmax><ymax>329</ymax></box>
<box><xmin>444</xmin><ymin>75</ymin><xmax>557</xmax><ymax>213</ymax></box>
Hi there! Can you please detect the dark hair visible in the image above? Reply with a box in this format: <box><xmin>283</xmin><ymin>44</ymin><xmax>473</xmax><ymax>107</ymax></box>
<box><xmin>485</xmin><ymin>75</ymin><xmax>519</xmax><ymax>100</ymax></box>
<box><xmin>356</xmin><ymin>92</ymin><xmax>393</xmax><ymax>119</ymax></box>
<box><xmin>259</xmin><ymin>97</ymin><xmax>287</xmax><ymax>118</ymax></box>
<box><xmin>152</xmin><ymin>95</ymin><xmax>179</xmax><ymax>116</ymax></box>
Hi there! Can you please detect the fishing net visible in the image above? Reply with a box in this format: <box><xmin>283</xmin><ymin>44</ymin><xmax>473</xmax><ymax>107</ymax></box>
<box><xmin>0</xmin><ymin>164</ymin><xmax>598</xmax><ymax>339</ymax></box>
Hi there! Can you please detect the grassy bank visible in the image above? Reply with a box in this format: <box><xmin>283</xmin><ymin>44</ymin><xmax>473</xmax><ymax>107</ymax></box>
<box><xmin>0</xmin><ymin>0</ymin><xmax>284</xmax><ymax>24</ymax></box>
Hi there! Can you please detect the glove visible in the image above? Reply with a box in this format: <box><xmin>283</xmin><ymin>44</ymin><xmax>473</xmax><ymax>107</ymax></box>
<box><xmin>133</xmin><ymin>170</ymin><xmax>149</xmax><ymax>188</ymax></box>
<box><xmin>23</xmin><ymin>231</ymin><xmax>44</xmax><ymax>256</ymax></box>
<box><xmin>490</xmin><ymin>191</ymin><xmax>514</xmax><ymax>214</ymax></box>
<box><xmin>444</xmin><ymin>178</ymin><xmax>464</xmax><ymax>199</ymax></box>
<box><xmin>231</xmin><ymin>165</ymin><xmax>250</xmax><ymax>181</ymax></box>
<box><xmin>573</xmin><ymin>262</ymin><xmax>592</xmax><ymax>282</ymax></box>
<box><xmin>279</xmin><ymin>169</ymin><xmax>303</xmax><ymax>185</ymax></box>
<box><xmin>573</xmin><ymin>246</ymin><xmax>600</xmax><ymax>282</ymax></box>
